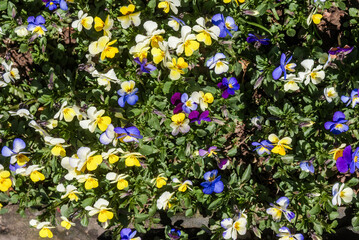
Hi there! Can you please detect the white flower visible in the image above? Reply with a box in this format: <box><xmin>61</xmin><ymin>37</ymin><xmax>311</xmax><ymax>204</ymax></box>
<box><xmin>193</xmin><ymin>17</ymin><xmax>220</xmax><ymax>46</ymax></box>
<box><xmin>54</xmin><ymin>101</ymin><xmax>84</xmax><ymax>122</ymax></box>
<box><xmin>157</xmin><ymin>191</ymin><xmax>174</xmax><ymax>210</ymax></box>
<box><xmin>29</xmin><ymin>120</ymin><xmax>49</xmax><ymax>137</ymax></box>
<box><xmin>117</xmin><ymin>4</ymin><xmax>141</xmax><ymax>29</ymax></box>
<box><xmin>332</xmin><ymin>183</ymin><xmax>353</xmax><ymax>206</ymax></box>
<box><xmin>206</xmin><ymin>53</ymin><xmax>229</xmax><ymax>74</ymax></box>
<box><xmin>69</xmin><ymin>147</ymin><xmax>103</xmax><ymax>172</ymax></box>
<box><xmin>168</xmin><ymin>26</ymin><xmax>199</xmax><ymax>56</ymax></box>
<box><xmin>14</xmin><ymin>26</ymin><xmax>29</xmax><ymax>37</ymax></box>
<box><xmin>298</xmin><ymin>59</ymin><xmax>325</xmax><ymax>85</ymax></box>
<box><xmin>158</xmin><ymin>0</ymin><xmax>181</xmax><ymax>14</ymax></box>
<box><xmin>61</xmin><ymin>156</ymin><xmax>81</xmax><ymax>180</ymax></box>
<box><xmin>168</xmin><ymin>16</ymin><xmax>185</xmax><ymax>31</ymax></box>
<box><xmin>8</xmin><ymin>109</ymin><xmax>34</xmax><ymax>120</ymax></box>
<box><xmin>71</xmin><ymin>10</ymin><xmax>93</xmax><ymax>32</ymax></box>
<box><xmin>79</xmin><ymin>106</ymin><xmax>111</xmax><ymax>132</ymax></box>
<box><xmin>280</xmin><ymin>74</ymin><xmax>303</xmax><ymax>92</ymax></box>
<box><xmin>91</xmin><ymin>69</ymin><xmax>120</xmax><ymax>91</ymax></box>
<box><xmin>29</xmin><ymin>219</ymin><xmax>54</xmax><ymax>229</ymax></box>
<box><xmin>1</xmin><ymin>60</ymin><xmax>20</xmax><ymax>83</ymax></box>
<box><xmin>135</xmin><ymin>21</ymin><xmax>165</xmax><ymax>47</ymax></box>
<box><xmin>324</xmin><ymin>87</ymin><xmax>338</xmax><ymax>102</ymax></box>
<box><xmin>221</xmin><ymin>217</ymin><xmax>247</xmax><ymax>239</ymax></box>
<box><xmin>45</xmin><ymin>119</ymin><xmax>58</xmax><ymax>129</ymax></box>
<box><xmin>129</xmin><ymin>42</ymin><xmax>150</xmax><ymax>61</ymax></box>
<box><xmin>56</xmin><ymin>184</ymin><xmax>81</xmax><ymax>201</ymax></box>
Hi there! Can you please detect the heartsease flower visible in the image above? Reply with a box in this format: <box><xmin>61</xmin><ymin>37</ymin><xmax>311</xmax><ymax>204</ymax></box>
<box><xmin>324</xmin><ymin>111</ymin><xmax>348</xmax><ymax>135</ymax></box>
<box><xmin>188</xmin><ymin>110</ymin><xmax>211</xmax><ymax>124</ymax></box>
<box><xmin>272</xmin><ymin>53</ymin><xmax>296</xmax><ymax>80</ymax></box>
<box><xmin>266</xmin><ymin>197</ymin><xmax>295</xmax><ymax>222</ymax></box>
<box><xmin>200</xmin><ymin>170</ymin><xmax>224</xmax><ymax>194</ymax></box>
<box><xmin>217</xmin><ymin>77</ymin><xmax>240</xmax><ymax>98</ymax></box>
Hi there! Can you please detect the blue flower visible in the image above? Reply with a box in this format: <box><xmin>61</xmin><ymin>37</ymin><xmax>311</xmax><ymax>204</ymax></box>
<box><xmin>211</xmin><ymin>14</ymin><xmax>238</xmax><ymax>38</ymax></box>
<box><xmin>1</xmin><ymin>138</ymin><xmax>29</xmax><ymax>166</ymax></box>
<box><xmin>277</xmin><ymin>226</ymin><xmax>304</xmax><ymax>240</ymax></box>
<box><xmin>246</xmin><ymin>33</ymin><xmax>270</xmax><ymax>45</ymax></box>
<box><xmin>200</xmin><ymin>170</ymin><xmax>224</xmax><ymax>194</ymax></box>
<box><xmin>169</xmin><ymin>228</ymin><xmax>181</xmax><ymax>239</ymax></box>
<box><xmin>114</xmin><ymin>126</ymin><xmax>143</xmax><ymax>143</ymax></box>
<box><xmin>118</xmin><ymin>80</ymin><xmax>139</xmax><ymax>107</ymax></box>
<box><xmin>134</xmin><ymin>57</ymin><xmax>156</xmax><ymax>74</ymax></box>
<box><xmin>120</xmin><ymin>228</ymin><xmax>138</xmax><ymax>240</ymax></box>
<box><xmin>341</xmin><ymin>89</ymin><xmax>359</xmax><ymax>108</ymax></box>
<box><xmin>272</xmin><ymin>53</ymin><xmax>296</xmax><ymax>80</ymax></box>
<box><xmin>217</xmin><ymin>77</ymin><xmax>240</xmax><ymax>99</ymax></box>
<box><xmin>43</xmin><ymin>0</ymin><xmax>68</xmax><ymax>11</ymax></box>
<box><xmin>181</xmin><ymin>93</ymin><xmax>197</xmax><ymax>113</ymax></box>
<box><xmin>299</xmin><ymin>161</ymin><xmax>314</xmax><ymax>173</ymax></box>
<box><xmin>336</xmin><ymin>145</ymin><xmax>359</xmax><ymax>174</ymax></box>
<box><xmin>252</xmin><ymin>140</ymin><xmax>274</xmax><ymax>155</ymax></box>
<box><xmin>266</xmin><ymin>197</ymin><xmax>295</xmax><ymax>222</ymax></box>
<box><xmin>324</xmin><ymin>111</ymin><xmax>349</xmax><ymax>135</ymax></box>
<box><xmin>27</xmin><ymin>15</ymin><xmax>47</xmax><ymax>37</ymax></box>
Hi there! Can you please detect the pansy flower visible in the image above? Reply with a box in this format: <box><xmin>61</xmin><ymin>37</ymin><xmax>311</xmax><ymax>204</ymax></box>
<box><xmin>106</xmin><ymin>172</ymin><xmax>129</xmax><ymax>190</ymax></box>
<box><xmin>76</xmin><ymin>174</ymin><xmax>99</xmax><ymax>190</ymax></box>
<box><xmin>1</xmin><ymin>60</ymin><xmax>20</xmax><ymax>84</ymax></box>
<box><xmin>135</xmin><ymin>20</ymin><xmax>165</xmax><ymax>48</ymax></box>
<box><xmin>129</xmin><ymin>42</ymin><xmax>150</xmax><ymax>61</ymax></box>
<box><xmin>172</xmin><ymin>178</ymin><xmax>193</xmax><ymax>192</ymax></box>
<box><xmin>89</xmin><ymin>36</ymin><xmax>119</xmax><ymax>61</ymax></box>
<box><xmin>0</xmin><ymin>164</ymin><xmax>12</xmax><ymax>192</ymax></box>
<box><xmin>312</xmin><ymin>14</ymin><xmax>323</xmax><ymax>24</ymax></box>
<box><xmin>168</xmin><ymin>16</ymin><xmax>185</xmax><ymax>31</ymax></box>
<box><xmin>336</xmin><ymin>145</ymin><xmax>359</xmax><ymax>174</ymax></box>
<box><xmin>268</xmin><ymin>134</ymin><xmax>292</xmax><ymax>156</ymax></box>
<box><xmin>217</xmin><ymin>77</ymin><xmax>240</xmax><ymax>99</ymax></box>
<box><xmin>329</xmin><ymin>143</ymin><xmax>346</xmax><ymax>160</ymax></box>
<box><xmin>218</xmin><ymin>158</ymin><xmax>230</xmax><ymax>170</ymax></box>
<box><xmin>193</xmin><ymin>17</ymin><xmax>220</xmax><ymax>46</ymax></box>
<box><xmin>324</xmin><ymin>111</ymin><xmax>348</xmax><ymax>135</ymax></box>
<box><xmin>16</xmin><ymin>165</ymin><xmax>45</xmax><ymax>183</ymax></box>
<box><xmin>1</xmin><ymin>138</ymin><xmax>30</xmax><ymax>166</ymax></box>
<box><xmin>266</xmin><ymin>197</ymin><xmax>295</xmax><ymax>222</ymax></box>
<box><xmin>299</xmin><ymin>161</ymin><xmax>314</xmax><ymax>173</ymax></box>
<box><xmin>151</xmin><ymin>41</ymin><xmax>171</xmax><ymax>64</ymax></box>
<box><xmin>246</xmin><ymin>33</ymin><xmax>270</xmax><ymax>46</ymax></box>
<box><xmin>324</xmin><ymin>87</ymin><xmax>338</xmax><ymax>102</ymax></box>
<box><xmin>79</xmin><ymin>106</ymin><xmax>111</xmax><ymax>132</ymax></box>
<box><xmin>252</xmin><ymin>140</ymin><xmax>274</xmax><ymax>155</ymax></box>
<box><xmin>191</xmin><ymin>91</ymin><xmax>214</xmax><ymax>111</ymax></box>
<box><xmin>70</xmin><ymin>146</ymin><xmax>103</xmax><ymax>172</ymax></box>
<box><xmin>43</xmin><ymin>0</ymin><xmax>68</xmax><ymax>11</ymax></box>
<box><xmin>199</xmin><ymin>146</ymin><xmax>218</xmax><ymax>157</ymax></box>
<box><xmin>120</xmin><ymin>152</ymin><xmax>144</xmax><ymax>167</ymax></box>
<box><xmin>72</xmin><ymin>10</ymin><xmax>93</xmax><ymax>32</ymax></box>
<box><xmin>120</xmin><ymin>228</ymin><xmax>141</xmax><ymax>240</ymax></box>
<box><xmin>91</xmin><ymin>68</ymin><xmax>121</xmax><ymax>91</ymax></box>
<box><xmin>332</xmin><ymin>183</ymin><xmax>353</xmax><ymax>206</ymax></box>
<box><xmin>117</xmin><ymin>4</ymin><xmax>141</xmax><ymax>29</ymax></box>
<box><xmin>114</xmin><ymin>126</ymin><xmax>143</xmax><ymax>143</ymax></box>
<box><xmin>158</xmin><ymin>0</ymin><xmax>181</xmax><ymax>14</ymax></box>
<box><xmin>280</xmin><ymin>74</ymin><xmax>303</xmax><ymax>92</ymax></box>
<box><xmin>221</xmin><ymin>217</ymin><xmax>247</xmax><ymax>239</ymax></box>
<box><xmin>44</xmin><ymin>136</ymin><xmax>68</xmax><ymax>157</ymax></box>
<box><xmin>134</xmin><ymin>58</ymin><xmax>156</xmax><ymax>74</ymax></box>
<box><xmin>200</xmin><ymin>170</ymin><xmax>224</xmax><ymax>194</ymax></box>
<box><xmin>117</xmin><ymin>80</ymin><xmax>139</xmax><ymax>107</ymax></box>
<box><xmin>276</xmin><ymin>227</ymin><xmax>304</xmax><ymax>240</ymax></box>
<box><xmin>166</xmin><ymin>57</ymin><xmax>188</xmax><ymax>80</ymax></box>
<box><xmin>152</xmin><ymin>174</ymin><xmax>168</xmax><ymax>188</ymax></box>
<box><xmin>341</xmin><ymin>89</ymin><xmax>359</xmax><ymax>108</ymax></box>
<box><xmin>29</xmin><ymin>219</ymin><xmax>54</xmax><ymax>239</ymax></box>
<box><xmin>188</xmin><ymin>110</ymin><xmax>211</xmax><ymax>124</ymax></box>
<box><xmin>27</xmin><ymin>16</ymin><xmax>47</xmax><ymax>37</ymax></box>
<box><xmin>181</xmin><ymin>93</ymin><xmax>197</xmax><ymax>113</ymax></box>
<box><xmin>211</xmin><ymin>14</ymin><xmax>238</xmax><ymax>38</ymax></box>
<box><xmin>329</xmin><ymin>45</ymin><xmax>353</xmax><ymax>61</ymax></box>
<box><xmin>206</xmin><ymin>53</ymin><xmax>229</xmax><ymax>75</ymax></box>
<box><xmin>171</xmin><ymin>92</ymin><xmax>184</xmax><ymax>114</ymax></box>
<box><xmin>168</xmin><ymin>26</ymin><xmax>199</xmax><ymax>56</ymax></box>
<box><xmin>60</xmin><ymin>216</ymin><xmax>75</xmax><ymax>230</ymax></box>
<box><xmin>85</xmin><ymin>198</ymin><xmax>114</xmax><ymax>226</ymax></box>
<box><xmin>272</xmin><ymin>53</ymin><xmax>296</xmax><ymax>80</ymax></box>
<box><xmin>94</xmin><ymin>15</ymin><xmax>113</xmax><ymax>37</ymax></box>
<box><xmin>170</xmin><ymin>113</ymin><xmax>190</xmax><ymax>136</ymax></box>
<box><xmin>169</xmin><ymin>228</ymin><xmax>181</xmax><ymax>239</ymax></box>
<box><xmin>100</xmin><ymin>124</ymin><xmax>119</xmax><ymax>146</ymax></box>
<box><xmin>157</xmin><ymin>191</ymin><xmax>174</xmax><ymax>210</ymax></box>
<box><xmin>101</xmin><ymin>148</ymin><xmax>124</xmax><ymax>164</ymax></box>
<box><xmin>57</xmin><ymin>184</ymin><xmax>81</xmax><ymax>202</ymax></box>
<box><xmin>298</xmin><ymin>59</ymin><xmax>325</xmax><ymax>85</ymax></box>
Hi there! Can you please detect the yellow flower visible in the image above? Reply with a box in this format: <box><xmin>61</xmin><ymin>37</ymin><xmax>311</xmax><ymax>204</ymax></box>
<box><xmin>106</xmin><ymin>172</ymin><xmax>129</xmax><ymax>190</ymax></box>
<box><xmin>30</xmin><ymin>220</ymin><xmax>54</xmax><ymax>239</ymax></box>
<box><xmin>312</xmin><ymin>14</ymin><xmax>323</xmax><ymax>25</ymax></box>
<box><xmin>79</xmin><ymin>106</ymin><xmax>112</xmax><ymax>132</ymax></box>
<box><xmin>85</xmin><ymin>198</ymin><xmax>114</xmax><ymax>224</ymax></box>
<box><xmin>223</xmin><ymin>0</ymin><xmax>245</xmax><ymax>4</ymax></box>
<box><xmin>329</xmin><ymin>144</ymin><xmax>346</xmax><ymax>160</ymax></box>
<box><xmin>89</xmin><ymin>36</ymin><xmax>119</xmax><ymax>61</ymax></box>
<box><xmin>0</xmin><ymin>167</ymin><xmax>12</xmax><ymax>192</ymax></box>
<box><xmin>120</xmin><ymin>152</ymin><xmax>144</xmax><ymax>167</ymax></box>
<box><xmin>60</xmin><ymin>216</ymin><xmax>75</xmax><ymax>230</ymax></box>
<box><xmin>30</xmin><ymin>171</ymin><xmax>45</xmax><ymax>182</ymax></box>
<box><xmin>117</xmin><ymin>4</ymin><xmax>141</xmax><ymax>29</ymax></box>
<box><xmin>129</xmin><ymin>42</ymin><xmax>150</xmax><ymax>62</ymax></box>
<box><xmin>151</xmin><ymin>47</ymin><xmax>165</xmax><ymax>64</ymax></box>
<box><xmin>94</xmin><ymin>15</ymin><xmax>113</xmax><ymax>37</ymax></box>
<box><xmin>57</xmin><ymin>184</ymin><xmax>81</xmax><ymax>202</ymax></box>
<box><xmin>166</xmin><ymin>57</ymin><xmax>188</xmax><ymax>80</ymax></box>
<box><xmin>158</xmin><ymin>0</ymin><xmax>181</xmax><ymax>14</ymax></box>
<box><xmin>268</xmin><ymin>134</ymin><xmax>292</xmax><ymax>156</ymax></box>
<box><xmin>168</xmin><ymin>26</ymin><xmax>199</xmax><ymax>56</ymax></box>
<box><xmin>76</xmin><ymin>174</ymin><xmax>99</xmax><ymax>190</ymax></box>
<box><xmin>173</xmin><ymin>178</ymin><xmax>193</xmax><ymax>192</ymax></box>
<box><xmin>71</xmin><ymin>10</ymin><xmax>93</xmax><ymax>32</ymax></box>
<box><xmin>152</xmin><ymin>174</ymin><xmax>168</xmax><ymax>188</ymax></box>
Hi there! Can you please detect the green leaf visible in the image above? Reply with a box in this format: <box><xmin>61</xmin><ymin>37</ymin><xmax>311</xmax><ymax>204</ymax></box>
<box><xmin>135</xmin><ymin>213</ymin><xmax>149</xmax><ymax>223</ymax></box>
<box><xmin>162</xmin><ymin>81</ymin><xmax>173</xmax><ymax>94</ymax></box>
<box><xmin>352</xmin><ymin>216</ymin><xmax>359</xmax><ymax>227</ymax></box>
<box><xmin>268</xmin><ymin>106</ymin><xmax>283</xmax><ymax>116</ymax></box>
<box><xmin>286</xmin><ymin>29</ymin><xmax>296</xmax><ymax>37</ymax></box>
<box><xmin>185</xmin><ymin>208</ymin><xmax>194</xmax><ymax>217</ymax></box>
<box><xmin>139</xmin><ymin>145</ymin><xmax>154</xmax><ymax>155</ymax></box>
<box><xmin>81</xmin><ymin>214</ymin><xmax>89</xmax><ymax>227</ymax></box>
<box><xmin>346</xmin><ymin>178</ymin><xmax>359</xmax><ymax>187</ymax></box>
<box><xmin>329</xmin><ymin>211</ymin><xmax>339</xmax><ymax>220</ymax></box>
<box><xmin>309</xmin><ymin>204</ymin><xmax>321</xmax><ymax>215</ymax></box>
<box><xmin>313</xmin><ymin>222</ymin><xmax>323</xmax><ymax>235</ymax></box>
<box><xmin>0</xmin><ymin>0</ymin><xmax>7</xmax><ymax>11</ymax></box>
<box><xmin>81</xmin><ymin>197</ymin><xmax>94</xmax><ymax>208</ymax></box>
<box><xmin>208</xmin><ymin>198</ymin><xmax>222</xmax><ymax>210</ymax></box>
<box><xmin>227</xmin><ymin>147</ymin><xmax>237</xmax><ymax>157</ymax></box>
<box><xmin>241</xmin><ymin>164</ymin><xmax>252</xmax><ymax>183</ymax></box>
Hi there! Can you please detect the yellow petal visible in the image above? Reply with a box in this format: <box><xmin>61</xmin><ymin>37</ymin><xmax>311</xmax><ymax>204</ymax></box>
<box><xmin>51</xmin><ymin>145</ymin><xmax>66</xmax><ymax>157</ymax></box>
<box><xmin>117</xmin><ymin>179</ymin><xmax>128</xmax><ymax>190</ymax></box>
<box><xmin>109</xmin><ymin>154</ymin><xmax>120</xmax><ymax>164</ymax></box>
<box><xmin>94</xmin><ymin>17</ymin><xmax>104</xmax><ymax>31</ymax></box>
<box><xmin>63</xmin><ymin>108</ymin><xmax>76</xmax><ymax>122</ymax></box>
<box><xmin>97</xmin><ymin>116</ymin><xmax>111</xmax><ymax>131</ymax></box>
<box><xmin>30</xmin><ymin>171</ymin><xmax>45</xmax><ymax>182</ymax></box>
<box><xmin>17</xmin><ymin>154</ymin><xmax>29</xmax><ymax>166</ymax></box>
<box><xmin>85</xmin><ymin>178</ymin><xmax>98</xmax><ymax>190</ymax></box>
<box><xmin>87</xmin><ymin>155</ymin><xmax>103</xmax><ymax>171</ymax></box>
<box><xmin>125</xmin><ymin>156</ymin><xmax>140</xmax><ymax>167</ymax></box>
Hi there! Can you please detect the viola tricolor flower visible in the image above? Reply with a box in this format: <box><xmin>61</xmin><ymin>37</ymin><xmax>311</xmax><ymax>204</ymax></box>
<box><xmin>299</xmin><ymin>161</ymin><xmax>314</xmax><ymax>173</ymax></box>
<box><xmin>118</xmin><ymin>80</ymin><xmax>139</xmax><ymax>107</ymax></box>
<box><xmin>276</xmin><ymin>226</ymin><xmax>304</xmax><ymax>240</ymax></box>
<box><xmin>134</xmin><ymin>57</ymin><xmax>157</xmax><ymax>74</ymax></box>
<box><xmin>199</xmin><ymin>146</ymin><xmax>218</xmax><ymax>157</ymax></box>
<box><xmin>170</xmin><ymin>113</ymin><xmax>190</xmax><ymax>135</ymax></box>
<box><xmin>332</xmin><ymin>183</ymin><xmax>353</xmax><ymax>206</ymax></box>
<box><xmin>168</xmin><ymin>16</ymin><xmax>185</xmax><ymax>31</ymax></box>
<box><xmin>157</xmin><ymin>191</ymin><xmax>174</xmax><ymax>210</ymax></box>
<box><xmin>336</xmin><ymin>145</ymin><xmax>359</xmax><ymax>174</ymax></box>
<box><xmin>211</xmin><ymin>14</ymin><xmax>238</xmax><ymax>38</ymax></box>
<box><xmin>206</xmin><ymin>53</ymin><xmax>229</xmax><ymax>74</ymax></box>
<box><xmin>217</xmin><ymin>77</ymin><xmax>240</xmax><ymax>99</ymax></box>
<box><xmin>188</xmin><ymin>110</ymin><xmax>211</xmax><ymax>124</ymax></box>
<box><xmin>218</xmin><ymin>158</ymin><xmax>230</xmax><ymax>170</ymax></box>
<box><xmin>272</xmin><ymin>53</ymin><xmax>296</xmax><ymax>80</ymax></box>
<box><xmin>328</xmin><ymin>45</ymin><xmax>353</xmax><ymax>61</ymax></box>
<box><xmin>181</xmin><ymin>93</ymin><xmax>197</xmax><ymax>113</ymax></box>
<box><xmin>117</xmin><ymin>4</ymin><xmax>141</xmax><ymax>29</ymax></box>
<box><xmin>267</xmin><ymin>197</ymin><xmax>295</xmax><ymax>222</ymax></box>
<box><xmin>1</xmin><ymin>138</ymin><xmax>30</xmax><ymax>166</ymax></box>
<box><xmin>169</xmin><ymin>228</ymin><xmax>181</xmax><ymax>239</ymax></box>
<box><xmin>171</xmin><ymin>92</ymin><xmax>184</xmax><ymax>114</ymax></box>
<box><xmin>268</xmin><ymin>134</ymin><xmax>292</xmax><ymax>156</ymax></box>
<box><xmin>43</xmin><ymin>0</ymin><xmax>68</xmax><ymax>11</ymax></box>
<box><xmin>341</xmin><ymin>89</ymin><xmax>359</xmax><ymax>108</ymax></box>
<box><xmin>324</xmin><ymin>111</ymin><xmax>348</xmax><ymax>135</ymax></box>
<box><xmin>221</xmin><ymin>217</ymin><xmax>247</xmax><ymax>239</ymax></box>
<box><xmin>114</xmin><ymin>126</ymin><xmax>143</xmax><ymax>143</ymax></box>
<box><xmin>172</xmin><ymin>178</ymin><xmax>193</xmax><ymax>192</ymax></box>
<box><xmin>27</xmin><ymin>16</ymin><xmax>47</xmax><ymax>37</ymax></box>
<box><xmin>246</xmin><ymin>33</ymin><xmax>270</xmax><ymax>45</ymax></box>
<box><xmin>252</xmin><ymin>140</ymin><xmax>274</xmax><ymax>155</ymax></box>
<box><xmin>120</xmin><ymin>228</ymin><xmax>141</xmax><ymax>240</ymax></box>
<box><xmin>200</xmin><ymin>170</ymin><xmax>224</xmax><ymax>194</ymax></box>
<box><xmin>329</xmin><ymin>143</ymin><xmax>346</xmax><ymax>160</ymax></box>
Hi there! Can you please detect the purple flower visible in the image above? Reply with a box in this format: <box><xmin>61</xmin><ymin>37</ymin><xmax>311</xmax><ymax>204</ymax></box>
<box><xmin>188</xmin><ymin>110</ymin><xmax>211</xmax><ymax>124</ymax></box>
<box><xmin>114</xmin><ymin>126</ymin><xmax>143</xmax><ymax>143</ymax></box>
<box><xmin>324</xmin><ymin>111</ymin><xmax>349</xmax><ymax>135</ymax></box>
<box><xmin>218</xmin><ymin>158</ymin><xmax>230</xmax><ymax>170</ymax></box>
<box><xmin>336</xmin><ymin>145</ymin><xmax>359</xmax><ymax>174</ymax></box>
<box><xmin>117</xmin><ymin>81</ymin><xmax>138</xmax><ymax>107</ymax></box>
<box><xmin>341</xmin><ymin>89</ymin><xmax>359</xmax><ymax>108</ymax></box>
<box><xmin>120</xmin><ymin>228</ymin><xmax>138</xmax><ymax>240</ymax></box>
<box><xmin>200</xmin><ymin>170</ymin><xmax>224</xmax><ymax>194</ymax></box>
<box><xmin>199</xmin><ymin>146</ymin><xmax>218</xmax><ymax>157</ymax></box>
<box><xmin>43</xmin><ymin>0</ymin><xmax>68</xmax><ymax>11</ymax></box>
<box><xmin>217</xmin><ymin>77</ymin><xmax>240</xmax><ymax>99</ymax></box>
<box><xmin>134</xmin><ymin>57</ymin><xmax>156</xmax><ymax>74</ymax></box>
<box><xmin>181</xmin><ymin>93</ymin><xmax>197</xmax><ymax>113</ymax></box>
<box><xmin>272</xmin><ymin>53</ymin><xmax>296</xmax><ymax>80</ymax></box>
<box><xmin>246</xmin><ymin>33</ymin><xmax>270</xmax><ymax>45</ymax></box>
<box><xmin>211</xmin><ymin>14</ymin><xmax>238</xmax><ymax>38</ymax></box>
<box><xmin>299</xmin><ymin>161</ymin><xmax>314</xmax><ymax>173</ymax></box>
<box><xmin>252</xmin><ymin>140</ymin><xmax>274</xmax><ymax>155</ymax></box>
<box><xmin>171</xmin><ymin>92</ymin><xmax>184</xmax><ymax>114</ymax></box>
<box><xmin>27</xmin><ymin>16</ymin><xmax>47</xmax><ymax>36</ymax></box>
<box><xmin>169</xmin><ymin>228</ymin><xmax>181</xmax><ymax>239</ymax></box>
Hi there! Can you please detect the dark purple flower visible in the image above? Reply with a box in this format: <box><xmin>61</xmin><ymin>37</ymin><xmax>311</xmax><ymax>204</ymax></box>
<box><xmin>218</xmin><ymin>158</ymin><xmax>229</xmax><ymax>170</ymax></box>
<box><xmin>336</xmin><ymin>145</ymin><xmax>359</xmax><ymax>174</ymax></box>
<box><xmin>217</xmin><ymin>77</ymin><xmax>240</xmax><ymax>98</ymax></box>
<box><xmin>246</xmin><ymin>33</ymin><xmax>270</xmax><ymax>45</ymax></box>
<box><xmin>324</xmin><ymin>111</ymin><xmax>349</xmax><ymax>135</ymax></box>
<box><xmin>134</xmin><ymin>57</ymin><xmax>156</xmax><ymax>74</ymax></box>
<box><xmin>188</xmin><ymin>110</ymin><xmax>211</xmax><ymax>124</ymax></box>
<box><xmin>171</xmin><ymin>92</ymin><xmax>184</xmax><ymax>114</ymax></box>
<box><xmin>169</xmin><ymin>228</ymin><xmax>181</xmax><ymax>239</ymax></box>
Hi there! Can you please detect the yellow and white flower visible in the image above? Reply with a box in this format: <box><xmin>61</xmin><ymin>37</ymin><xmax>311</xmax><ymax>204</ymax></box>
<box><xmin>280</xmin><ymin>74</ymin><xmax>303</xmax><ymax>92</ymax></box>
<box><xmin>135</xmin><ymin>21</ymin><xmax>165</xmax><ymax>48</ymax></box>
<box><xmin>8</xmin><ymin>109</ymin><xmax>34</xmax><ymax>120</ymax></box>
<box><xmin>193</xmin><ymin>17</ymin><xmax>220</xmax><ymax>46</ymax></box>
<box><xmin>94</xmin><ymin>15</ymin><xmax>113</xmax><ymax>38</ymax></box>
<box><xmin>85</xmin><ymin>198</ymin><xmax>114</xmax><ymax>226</ymax></box>
<box><xmin>70</xmin><ymin>147</ymin><xmax>103</xmax><ymax>172</ymax></box>
<box><xmin>0</xmin><ymin>164</ymin><xmax>12</xmax><ymax>192</ymax></box>
<box><xmin>29</xmin><ymin>120</ymin><xmax>49</xmax><ymax>137</ymax></box>
<box><xmin>71</xmin><ymin>10</ymin><xmax>93</xmax><ymax>32</ymax></box>
<box><xmin>166</xmin><ymin>57</ymin><xmax>188</xmax><ymax>80</ymax></box>
<box><xmin>60</xmin><ymin>216</ymin><xmax>76</xmax><ymax>230</ymax></box>
<box><xmin>172</xmin><ymin>178</ymin><xmax>192</xmax><ymax>192</ymax></box>
<box><xmin>324</xmin><ymin>87</ymin><xmax>338</xmax><ymax>103</ymax></box>
<box><xmin>269</xmin><ymin>134</ymin><xmax>292</xmax><ymax>156</ymax></box>
<box><xmin>151</xmin><ymin>173</ymin><xmax>168</xmax><ymax>188</ymax></box>
<box><xmin>332</xmin><ymin>183</ymin><xmax>353</xmax><ymax>206</ymax></box>
<box><xmin>120</xmin><ymin>152</ymin><xmax>144</xmax><ymax>167</ymax></box>
<box><xmin>158</xmin><ymin>0</ymin><xmax>181</xmax><ymax>14</ymax></box>
<box><xmin>157</xmin><ymin>191</ymin><xmax>174</xmax><ymax>210</ymax></box>
<box><xmin>91</xmin><ymin>69</ymin><xmax>120</xmax><ymax>91</ymax></box>
<box><xmin>76</xmin><ymin>174</ymin><xmax>99</xmax><ymax>190</ymax></box>
<box><xmin>106</xmin><ymin>172</ymin><xmax>129</xmax><ymax>190</ymax></box>
<box><xmin>29</xmin><ymin>219</ymin><xmax>54</xmax><ymax>238</ymax></box>
<box><xmin>129</xmin><ymin>42</ymin><xmax>150</xmax><ymax>62</ymax></box>
<box><xmin>1</xmin><ymin>60</ymin><xmax>20</xmax><ymax>83</ymax></box>
<box><xmin>151</xmin><ymin>41</ymin><xmax>171</xmax><ymax>65</ymax></box>
<box><xmin>191</xmin><ymin>91</ymin><xmax>214</xmax><ymax>111</ymax></box>
<box><xmin>79</xmin><ymin>106</ymin><xmax>111</xmax><ymax>132</ymax></box>
<box><xmin>44</xmin><ymin>136</ymin><xmax>68</xmax><ymax>157</ymax></box>
<box><xmin>117</xmin><ymin>4</ymin><xmax>141</xmax><ymax>29</ymax></box>
<box><xmin>54</xmin><ymin>101</ymin><xmax>83</xmax><ymax>122</ymax></box>
<box><xmin>168</xmin><ymin>26</ymin><xmax>199</xmax><ymax>56</ymax></box>
<box><xmin>170</xmin><ymin>113</ymin><xmax>190</xmax><ymax>135</ymax></box>
<box><xmin>101</xmin><ymin>148</ymin><xmax>124</xmax><ymax>164</ymax></box>
<box><xmin>57</xmin><ymin>183</ymin><xmax>81</xmax><ymax>202</ymax></box>
<box><xmin>89</xmin><ymin>36</ymin><xmax>119</xmax><ymax>61</ymax></box>
<box><xmin>45</xmin><ymin>119</ymin><xmax>58</xmax><ymax>129</ymax></box>
<box><xmin>14</xmin><ymin>25</ymin><xmax>29</xmax><ymax>37</ymax></box>
<box><xmin>16</xmin><ymin>165</ymin><xmax>45</xmax><ymax>183</ymax></box>
<box><xmin>298</xmin><ymin>59</ymin><xmax>325</xmax><ymax>85</ymax></box>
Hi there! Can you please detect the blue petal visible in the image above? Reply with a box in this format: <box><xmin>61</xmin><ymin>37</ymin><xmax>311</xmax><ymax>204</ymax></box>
<box><xmin>202</xmin><ymin>184</ymin><xmax>214</xmax><ymax>194</ymax></box>
<box><xmin>213</xmin><ymin>181</ymin><xmax>224</xmax><ymax>193</ymax></box>
<box><xmin>99</xmin><ymin>132</ymin><xmax>112</xmax><ymax>145</ymax></box>
<box><xmin>126</xmin><ymin>94</ymin><xmax>138</xmax><ymax>106</ymax></box>
<box><xmin>324</xmin><ymin>121</ymin><xmax>334</xmax><ymax>130</ymax></box>
<box><xmin>181</xmin><ymin>93</ymin><xmax>188</xmax><ymax>103</ymax></box>
<box><xmin>13</xmin><ymin>138</ymin><xmax>26</xmax><ymax>153</ymax></box>
<box><xmin>332</xmin><ymin>111</ymin><xmax>346</xmax><ymax>122</ymax></box>
<box><xmin>211</xmin><ymin>14</ymin><xmax>224</xmax><ymax>25</ymax></box>
<box><xmin>59</xmin><ymin>0</ymin><xmax>68</xmax><ymax>10</ymax></box>
<box><xmin>118</xmin><ymin>97</ymin><xmax>126</xmax><ymax>107</ymax></box>
<box><xmin>272</xmin><ymin>66</ymin><xmax>283</xmax><ymax>80</ymax></box>
<box><xmin>276</xmin><ymin>196</ymin><xmax>290</xmax><ymax>208</ymax></box>
<box><xmin>280</xmin><ymin>53</ymin><xmax>286</xmax><ymax>66</ymax></box>
<box><xmin>1</xmin><ymin>146</ymin><xmax>14</xmax><ymax>157</ymax></box>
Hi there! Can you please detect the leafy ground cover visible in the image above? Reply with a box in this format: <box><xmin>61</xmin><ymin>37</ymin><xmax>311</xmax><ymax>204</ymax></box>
<box><xmin>1</xmin><ymin>0</ymin><xmax>359</xmax><ymax>239</ymax></box>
